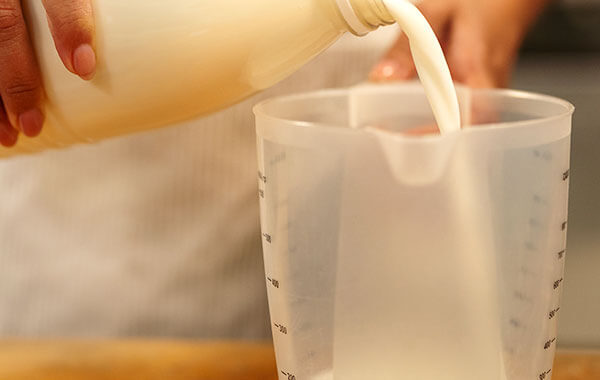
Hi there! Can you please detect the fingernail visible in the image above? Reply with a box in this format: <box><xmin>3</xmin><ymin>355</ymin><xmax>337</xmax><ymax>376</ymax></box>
<box><xmin>73</xmin><ymin>44</ymin><xmax>97</xmax><ymax>80</ymax></box>
<box><xmin>19</xmin><ymin>108</ymin><xmax>45</xmax><ymax>137</ymax></box>
<box><xmin>369</xmin><ymin>60</ymin><xmax>409</xmax><ymax>82</ymax></box>
<box><xmin>0</xmin><ymin>125</ymin><xmax>19</xmax><ymax>147</ymax></box>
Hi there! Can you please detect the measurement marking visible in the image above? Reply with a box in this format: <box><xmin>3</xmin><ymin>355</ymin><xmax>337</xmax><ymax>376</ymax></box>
<box><xmin>553</xmin><ymin>278</ymin><xmax>564</xmax><ymax>290</ymax></box>
<box><xmin>281</xmin><ymin>371</ymin><xmax>296</xmax><ymax>380</ymax></box>
<box><xmin>562</xmin><ymin>169</ymin><xmax>570</xmax><ymax>181</ymax></box>
<box><xmin>539</xmin><ymin>369</ymin><xmax>552</xmax><ymax>379</ymax></box>
<box><xmin>263</xmin><ymin>233</ymin><xmax>272</xmax><ymax>243</ymax></box>
<box><xmin>549</xmin><ymin>307</ymin><xmax>561</xmax><ymax>320</ymax></box>
<box><xmin>267</xmin><ymin>277</ymin><xmax>280</xmax><ymax>288</ymax></box>
<box><xmin>258</xmin><ymin>171</ymin><xmax>267</xmax><ymax>184</ymax></box>
<box><xmin>274</xmin><ymin>323</ymin><xmax>288</xmax><ymax>334</ymax></box>
<box><xmin>561</xmin><ymin>221</ymin><xmax>568</xmax><ymax>231</ymax></box>
<box><xmin>544</xmin><ymin>337</ymin><xmax>556</xmax><ymax>350</ymax></box>
<box><xmin>258</xmin><ymin>189</ymin><xmax>265</xmax><ymax>198</ymax></box>
<box><xmin>557</xmin><ymin>250</ymin><xmax>565</xmax><ymax>259</ymax></box>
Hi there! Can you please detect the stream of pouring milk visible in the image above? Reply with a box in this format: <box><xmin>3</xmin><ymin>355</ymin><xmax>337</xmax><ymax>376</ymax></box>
<box><xmin>354</xmin><ymin>0</ymin><xmax>462</xmax><ymax>186</ymax></box>
<box><xmin>385</xmin><ymin>0</ymin><xmax>461</xmax><ymax>134</ymax></box>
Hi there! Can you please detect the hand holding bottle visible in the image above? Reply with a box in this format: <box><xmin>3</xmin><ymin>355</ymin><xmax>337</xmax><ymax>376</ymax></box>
<box><xmin>0</xmin><ymin>0</ymin><xmax>96</xmax><ymax>147</ymax></box>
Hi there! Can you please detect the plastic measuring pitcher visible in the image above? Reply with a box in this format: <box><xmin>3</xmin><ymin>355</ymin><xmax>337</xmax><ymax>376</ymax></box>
<box><xmin>254</xmin><ymin>83</ymin><xmax>574</xmax><ymax>380</ymax></box>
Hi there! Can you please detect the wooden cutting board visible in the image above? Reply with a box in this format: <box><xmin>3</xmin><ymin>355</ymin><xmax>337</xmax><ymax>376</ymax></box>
<box><xmin>0</xmin><ymin>341</ymin><xmax>597</xmax><ymax>380</ymax></box>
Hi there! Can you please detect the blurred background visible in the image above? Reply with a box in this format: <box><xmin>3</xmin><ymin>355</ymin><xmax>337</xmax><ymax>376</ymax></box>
<box><xmin>514</xmin><ymin>0</ymin><xmax>600</xmax><ymax>348</ymax></box>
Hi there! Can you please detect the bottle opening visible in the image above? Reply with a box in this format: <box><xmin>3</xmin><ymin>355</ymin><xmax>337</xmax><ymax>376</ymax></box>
<box><xmin>336</xmin><ymin>0</ymin><xmax>372</xmax><ymax>35</ymax></box>
<box><xmin>336</xmin><ymin>0</ymin><xmax>394</xmax><ymax>36</ymax></box>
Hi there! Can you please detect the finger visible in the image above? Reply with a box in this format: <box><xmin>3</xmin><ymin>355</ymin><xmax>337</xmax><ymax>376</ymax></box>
<box><xmin>0</xmin><ymin>103</ymin><xmax>18</xmax><ymax>147</ymax></box>
<box><xmin>0</xmin><ymin>0</ymin><xmax>45</xmax><ymax>137</ymax></box>
<box><xmin>370</xmin><ymin>1</ymin><xmax>453</xmax><ymax>82</ymax></box>
<box><xmin>42</xmin><ymin>0</ymin><xmax>96</xmax><ymax>80</ymax></box>
<box><xmin>403</xmin><ymin>123</ymin><xmax>440</xmax><ymax>136</ymax></box>
<box><xmin>0</xmin><ymin>126</ymin><xmax>18</xmax><ymax>147</ymax></box>
<box><xmin>418</xmin><ymin>0</ymin><xmax>455</xmax><ymax>42</ymax></box>
<box><xmin>369</xmin><ymin>31</ymin><xmax>417</xmax><ymax>82</ymax></box>
<box><xmin>445</xmin><ymin>18</ymin><xmax>491</xmax><ymax>87</ymax></box>
<box><xmin>444</xmin><ymin>4</ymin><xmax>513</xmax><ymax>89</ymax></box>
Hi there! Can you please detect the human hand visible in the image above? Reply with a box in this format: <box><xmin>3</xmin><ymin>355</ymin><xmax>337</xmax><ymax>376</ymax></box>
<box><xmin>370</xmin><ymin>0</ymin><xmax>549</xmax><ymax>88</ymax></box>
<box><xmin>0</xmin><ymin>0</ymin><xmax>96</xmax><ymax>147</ymax></box>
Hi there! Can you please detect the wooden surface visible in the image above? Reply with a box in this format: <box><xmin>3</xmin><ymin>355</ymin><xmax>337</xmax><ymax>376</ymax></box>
<box><xmin>0</xmin><ymin>341</ymin><xmax>597</xmax><ymax>380</ymax></box>
<box><xmin>0</xmin><ymin>341</ymin><xmax>278</xmax><ymax>380</ymax></box>
<box><xmin>554</xmin><ymin>351</ymin><xmax>600</xmax><ymax>380</ymax></box>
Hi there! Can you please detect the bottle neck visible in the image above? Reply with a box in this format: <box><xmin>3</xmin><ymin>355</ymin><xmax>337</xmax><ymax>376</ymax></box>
<box><xmin>335</xmin><ymin>0</ymin><xmax>394</xmax><ymax>36</ymax></box>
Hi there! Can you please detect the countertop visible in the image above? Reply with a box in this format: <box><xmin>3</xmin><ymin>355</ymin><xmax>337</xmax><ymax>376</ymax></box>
<box><xmin>0</xmin><ymin>341</ymin><xmax>597</xmax><ymax>380</ymax></box>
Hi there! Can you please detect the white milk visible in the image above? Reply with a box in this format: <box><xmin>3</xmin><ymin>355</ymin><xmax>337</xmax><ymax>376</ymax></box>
<box><xmin>383</xmin><ymin>0</ymin><xmax>460</xmax><ymax>133</ymax></box>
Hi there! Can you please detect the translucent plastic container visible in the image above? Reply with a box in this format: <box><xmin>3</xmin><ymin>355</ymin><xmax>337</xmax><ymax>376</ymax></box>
<box><xmin>254</xmin><ymin>83</ymin><xmax>574</xmax><ymax>380</ymax></box>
